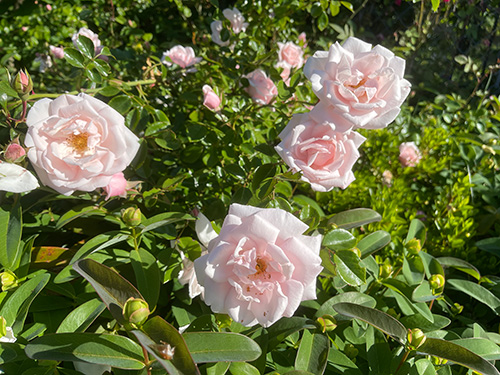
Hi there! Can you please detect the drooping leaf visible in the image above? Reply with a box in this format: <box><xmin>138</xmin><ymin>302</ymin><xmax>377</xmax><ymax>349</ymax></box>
<box><xmin>358</xmin><ymin>231</ymin><xmax>391</xmax><ymax>258</ymax></box>
<box><xmin>72</xmin><ymin>259</ymin><xmax>144</xmax><ymax>325</ymax></box>
<box><xmin>451</xmin><ymin>338</ymin><xmax>500</xmax><ymax>361</ymax></box>
<box><xmin>418</xmin><ymin>337</ymin><xmax>500</xmax><ymax>375</ymax></box>
<box><xmin>56</xmin><ymin>299</ymin><xmax>106</xmax><ymax>333</ymax></box>
<box><xmin>328</xmin><ymin>209</ymin><xmax>381</xmax><ymax>230</ymax></box>
<box><xmin>55</xmin><ymin>206</ymin><xmax>106</xmax><ymax>230</ymax></box>
<box><xmin>24</xmin><ymin>333</ymin><xmax>145</xmax><ymax>370</ymax></box>
<box><xmin>332</xmin><ymin>302</ymin><xmax>407</xmax><ymax>344</ymax></box>
<box><xmin>437</xmin><ymin>257</ymin><xmax>480</xmax><ymax>280</ymax></box>
<box><xmin>294</xmin><ymin>330</ymin><xmax>329</xmax><ymax>375</ymax></box>
<box><xmin>447</xmin><ymin>279</ymin><xmax>500</xmax><ymax>315</ymax></box>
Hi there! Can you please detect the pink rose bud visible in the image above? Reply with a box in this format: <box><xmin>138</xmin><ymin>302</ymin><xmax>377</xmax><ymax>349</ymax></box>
<box><xmin>4</xmin><ymin>143</ymin><xmax>26</xmax><ymax>162</ymax></box>
<box><xmin>244</xmin><ymin>69</ymin><xmax>278</xmax><ymax>105</ymax></box>
<box><xmin>298</xmin><ymin>32</ymin><xmax>308</xmax><ymax>47</ymax></box>
<box><xmin>202</xmin><ymin>85</ymin><xmax>221</xmax><ymax>111</ymax></box>
<box><xmin>10</xmin><ymin>69</ymin><xmax>33</xmax><ymax>100</ymax></box>
<box><xmin>103</xmin><ymin>172</ymin><xmax>128</xmax><ymax>200</ymax></box>
<box><xmin>49</xmin><ymin>45</ymin><xmax>65</xmax><ymax>59</ymax></box>
<box><xmin>399</xmin><ymin>142</ymin><xmax>422</xmax><ymax>167</ymax></box>
<box><xmin>46</xmin><ymin>4</ymin><xmax>52</xmax><ymax>10</ymax></box>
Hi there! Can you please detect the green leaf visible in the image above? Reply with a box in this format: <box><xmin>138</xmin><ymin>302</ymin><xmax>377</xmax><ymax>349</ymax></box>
<box><xmin>431</xmin><ymin>0</ymin><xmax>440</xmax><ymax>12</ymax></box>
<box><xmin>99</xmin><ymin>86</ymin><xmax>120</xmax><ymax>97</ymax></box>
<box><xmin>323</xmin><ymin>229</ymin><xmax>356</xmax><ymax>250</ymax></box>
<box><xmin>451</xmin><ymin>338</ymin><xmax>500</xmax><ymax>361</ymax></box>
<box><xmin>315</xmin><ymin>291</ymin><xmax>376</xmax><ymax>319</ymax></box>
<box><xmin>328</xmin><ymin>208</ymin><xmax>381</xmax><ymax>230</ymax></box>
<box><xmin>327</xmin><ymin>347</ymin><xmax>362</xmax><ymax>374</ymax></box>
<box><xmin>140</xmin><ymin>212</ymin><xmax>194</xmax><ymax>235</ymax></box>
<box><xmin>295</xmin><ymin>330</ymin><xmax>329</xmax><ymax>375</ymax></box>
<box><xmin>0</xmin><ymin>343</ymin><xmax>19</xmax><ymax>365</ymax></box>
<box><xmin>411</xmin><ymin>359</ymin><xmax>436</xmax><ymax>375</ymax></box>
<box><xmin>252</xmin><ymin>164</ymin><xmax>277</xmax><ymax>192</ymax></box>
<box><xmin>72</xmin><ymin>259</ymin><xmax>144</xmax><ymax>325</ymax></box>
<box><xmin>332</xmin><ymin>302</ymin><xmax>407</xmax><ymax>344</ymax></box>
<box><xmin>437</xmin><ymin>257</ymin><xmax>480</xmax><ymax>280</ymax></box>
<box><xmin>229</xmin><ymin>362</ymin><xmax>260</xmax><ymax>375</ymax></box>
<box><xmin>334</xmin><ymin>250</ymin><xmax>366</xmax><ymax>286</ymax></box>
<box><xmin>182</xmin><ymin>332</ymin><xmax>261</xmax><ymax>363</ymax></box>
<box><xmin>277</xmin><ymin>80</ymin><xmax>291</xmax><ymax>100</ymax></box>
<box><xmin>358</xmin><ymin>230</ymin><xmax>391</xmax><ymax>258</ymax></box>
<box><xmin>134</xmin><ymin>316</ymin><xmax>200</xmax><ymax>375</ymax></box>
<box><xmin>267</xmin><ymin>317</ymin><xmax>316</xmax><ymax>350</ymax></box>
<box><xmin>418</xmin><ymin>337</ymin><xmax>500</xmax><ymax>375</ymax></box>
<box><xmin>405</xmin><ymin>219</ymin><xmax>426</xmax><ymax>246</ymax></box>
<box><xmin>64</xmin><ymin>47</ymin><xmax>85</xmax><ymax>68</ymax></box>
<box><xmin>476</xmin><ymin>237</ymin><xmax>500</xmax><ymax>257</ymax></box>
<box><xmin>145</xmin><ymin>121</ymin><xmax>170</xmax><ymax>137</ymax></box>
<box><xmin>0</xmin><ymin>203</ymin><xmax>22</xmax><ymax>270</ymax></box>
<box><xmin>130</xmin><ymin>248</ymin><xmax>161</xmax><ymax>308</ymax></box>
<box><xmin>56</xmin><ymin>299</ymin><xmax>106</xmax><ymax>333</ymax></box>
<box><xmin>400</xmin><ymin>314</ymin><xmax>451</xmax><ymax>332</ymax></box>
<box><xmin>25</xmin><ymin>333</ymin><xmax>145</xmax><ymax>370</ymax></box>
<box><xmin>412</xmin><ymin>281</ymin><xmax>439</xmax><ymax>302</ymax></box>
<box><xmin>419</xmin><ymin>251</ymin><xmax>444</xmax><ymax>278</ymax></box>
<box><xmin>0</xmin><ymin>272</ymin><xmax>50</xmax><ymax>332</ymax></box>
<box><xmin>0</xmin><ymin>81</ymin><xmax>19</xmax><ymax>97</ymax></box>
<box><xmin>447</xmin><ymin>279</ymin><xmax>500</xmax><ymax>315</ymax></box>
<box><xmin>55</xmin><ymin>206</ymin><xmax>106</xmax><ymax>230</ymax></box>
<box><xmin>75</xmin><ymin>35</ymin><xmax>95</xmax><ymax>59</ymax></box>
<box><xmin>402</xmin><ymin>256</ymin><xmax>425</xmax><ymax>286</ymax></box>
<box><xmin>108</xmin><ymin>95</ymin><xmax>132</xmax><ymax>115</ymax></box>
<box><xmin>317</xmin><ymin>11</ymin><xmax>329</xmax><ymax>31</ymax></box>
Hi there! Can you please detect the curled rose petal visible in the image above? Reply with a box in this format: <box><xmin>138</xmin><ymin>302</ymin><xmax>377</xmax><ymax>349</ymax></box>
<box><xmin>0</xmin><ymin>162</ymin><xmax>39</xmax><ymax>193</ymax></box>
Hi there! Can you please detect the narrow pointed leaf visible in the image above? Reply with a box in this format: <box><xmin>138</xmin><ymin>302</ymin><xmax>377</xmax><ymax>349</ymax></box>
<box><xmin>182</xmin><ymin>332</ymin><xmax>261</xmax><ymax>363</ymax></box>
<box><xmin>295</xmin><ymin>330</ymin><xmax>330</xmax><ymax>375</ymax></box>
<box><xmin>0</xmin><ymin>203</ymin><xmax>22</xmax><ymax>270</ymax></box>
<box><xmin>24</xmin><ymin>333</ymin><xmax>145</xmax><ymax>370</ymax></box>
<box><xmin>447</xmin><ymin>279</ymin><xmax>500</xmax><ymax>315</ymax></box>
<box><xmin>418</xmin><ymin>337</ymin><xmax>500</xmax><ymax>375</ymax></box>
<box><xmin>358</xmin><ymin>230</ymin><xmax>391</xmax><ymax>258</ymax></box>
<box><xmin>437</xmin><ymin>257</ymin><xmax>480</xmax><ymax>280</ymax></box>
<box><xmin>72</xmin><ymin>259</ymin><xmax>144</xmax><ymax>325</ymax></box>
<box><xmin>332</xmin><ymin>302</ymin><xmax>407</xmax><ymax>344</ymax></box>
<box><xmin>56</xmin><ymin>299</ymin><xmax>106</xmax><ymax>333</ymax></box>
<box><xmin>328</xmin><ymin>209</ymin><xmax>381</xmax><ymax>229</ymax></box>
<box><xmin>451</xmin><ymin>338</ymin><xmax>500</xmax><ymax>361</ymax></box>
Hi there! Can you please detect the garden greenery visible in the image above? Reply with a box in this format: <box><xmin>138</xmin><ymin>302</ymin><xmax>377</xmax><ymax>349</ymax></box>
<box><xmin>0</xmin><ymin>0</ymin><xmax>500</xmax><ymax>374</ymax></box>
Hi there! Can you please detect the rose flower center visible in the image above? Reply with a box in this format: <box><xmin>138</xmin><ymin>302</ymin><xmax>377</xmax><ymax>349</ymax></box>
<box><xmin>66</xmin><ymin>132</ymin><xmax>90</xmax><ymax>153</ymax></box>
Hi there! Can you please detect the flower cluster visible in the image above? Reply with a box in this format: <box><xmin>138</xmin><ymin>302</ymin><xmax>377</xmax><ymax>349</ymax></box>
<box><xmin>276</xmin><ymin>37</ymin><xmax>411</xmax><ymax>191</ymax></box>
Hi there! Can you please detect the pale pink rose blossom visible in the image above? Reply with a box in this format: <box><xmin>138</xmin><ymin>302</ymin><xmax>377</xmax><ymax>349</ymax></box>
<box><xmin>202</xmin><ymin>85</ymin><xmax>222</xmax><ymax>111</ymax></box>
<box><xmin>46</xmin><ymin>4</ymin><xmax>52</xmax><ymax>10</ymax></box>
<box><xmin>276</xmin><ymin>42</ymin><xmax>304</xmax><ymax>70</ymax></box>
<box><xmin>222</xmin><ymin>8</ymin><xmax>248</xmax><ymax>34</ymax></box>
<box><xmin>49</xmin><ymin>45</ymin><xmax>65</xmax><ymax>59</ymax></box>
<box><xmin>298</xmin><ymin>32</ymin><xmax>308</xmax><ymax>48</ymax></box>
<box><xmin>0</xmin><ymin>161</ymin><xmax>39</xmax><ymax>193</ymax></box>
<box><xmin>399</xmin><ymin>142</ymin><xmax>421</xmax><ymax>167</ymax></box>
<box><xmin>103</xmin><ymin>172</ymin><xmax>128</xmax><ymax>200</ymax></box>
<box><xmin>303</xmin><ymin>36</ymin><xmax>411</xmax><ymax>130</ymax></box>
<box><xmin>21</xmin><ymin>26</ymin><xmax>28</xmax><ymax>32</ymax></box>
<box><xmin>194</xmin><ymin>203</ymin><xmax>322</xmax><ymax>327</ymax></box>
<box><xmin>275</xmin><ymin>109</ymin><xmax>366</xmax><ymax>191</ymax></box>
<box><xmin>4</xmin><ymin>143</ymin><xmax>26</xmax><ymax>162</ymax></box>
<box><xmin>210</xmin><ymin>20</ymin><xmax>230</xmax><ymax>47</ymax></box>
<box><xmin>245</xmin><ymin>69</ymin><xmax>278</xmax><ymax>105</ymax></box>
<box><xmin>25</xmin><ymin>93</ymin><xmax>140</xmax><ymax>195</ymax></box>
<box><xmin>72</xmin><ymin>27</ymin><xmax>103</xmax><ymax>54</ymax></box>
<box><xmin>161</xmin><ymin>45</ymin><xmax>202</xmax><ymax>69</ymax></box>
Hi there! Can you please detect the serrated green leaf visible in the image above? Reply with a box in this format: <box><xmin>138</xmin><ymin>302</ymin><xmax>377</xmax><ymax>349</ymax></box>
<box><xmin>108</xmin><ymin>95</ymin><xmax>132</xmax><ymax>115</ymax></box>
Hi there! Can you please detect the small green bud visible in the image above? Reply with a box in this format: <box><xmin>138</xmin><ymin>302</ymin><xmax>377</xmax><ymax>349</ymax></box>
<box><xmin>317</xmin><ymin>315</ymin><xmax>337</xmax><ymax>333</ymax></box>
<box><xmin>344</xmin><ymin>343</ymin><xmax>358</xmax><ymax>359</ymax></box>
<box><xmin>407</xmin><ymin>328</ymin><xmax>426</xmax><ymax>350</ymax></box>
<box><xmin>430</xmin><ymin>356</ymin><xmax>448</xmax><ymax>366</ymax></box>
<box><xmin>451</xmin><ymin>302</ymin><xmax>463</xmax><ymax>315</ymax></box>
<box><xmin>429</xmin><ymin>274</ymin><xmax>445</xmax><ymax>295</ymax></box>
<box><xmin>348</xmin><ymin>247</ymin><xmax>361</xmax><ymax>258</ymax></box>
<box><xmin>11</xmin><ymin>69</ymin><xmax>33</xmax><ymax>100</ymax></box>
<box><xmin>0</xmin><ymin>316</ymin><xmax>7</xmax><ymax>337</ymax></box>
<box><xmin>379</xmin><ymin>263</ymin><xmax>393</xmax><ymax>279</ymax></box>
<box><xmin>122</xmin><ymin>297</ymin><xmax>149</xmax><ymax>327</ymax></box>
<box><xmin>0</xmin><ymin>270</ymin><xmax>18</xmax><ymax>291</ymax></box>
<box><xmin>406</xmin><ymin>238</ymin><xmax>421</xmax><ymax>256</ymax></box>
<box><xmin>122</xmin><ymin>207</ymin><xmax>142</xmax><ymax>227</ymax></box>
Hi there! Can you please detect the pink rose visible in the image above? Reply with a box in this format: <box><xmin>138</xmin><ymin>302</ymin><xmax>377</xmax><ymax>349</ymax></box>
<box><xmin>276</xmin><ymin>42</ymin><xmax>304</xmax><ymax>70</ymax></box>
<box><xmin>222</xmin><ymin>8</ymin><xmax>248</xmax><ymax>34</ymax></box>
<box><xmin>0</xmin><ymin>162</ymin><xmax>39</xmax><ymax>193</ymax></box>
<box><xmin>103</xmin><ymin>172</ymin><xmax>128</xmax><ymax>200</ymax></box>
<box><xmin>244</xmin><ymin>69</ymin><xmax>278</xmax><ymax>105</ymax></box>
<box><xmin>161</xmin><ymin>45</ymin><xmax>202</xmax><ymax>69</ymax></box>
<box><xmin>72</xmin><ymin>27</ymin><xmax>102</xmax><ymax>53</ymax></box>
<box><xmin>303</xmin><ymin>37</ymin><xmax>411</xmax><ymax>130</ymax></box>
<box><xmin>298</xmin><ymin>32</ymin><xmax>308</xmax><ymax>48</ymax></box>
<box><xmin>49</xmin><ymin>45</ymin><xmax>65</xmax><ymax>59</ymax></box>
<box><xmin>25</xmin><ymin>93</ymin><xmax>140</xmax><ymax>195</ymax></box>
<box><xmin>4</xmin><ymin>143</ymin><xmax>26</xmax><ymax>162</ymax></box>
<box><xmin>275</xmin><ymin>109</ymin><xmax>366</xmax><ymax>191</ymax></box>
<box><xmin>210</xmin><ymin>20</ymin><xmax>230</xmax><ymax>47</ymax></box>
<box><xmin>202</xmin><ymin>85</ymin><xmax>222</xmax><ymax>111</ymax></box>
<box><xmin>399</xmin><ymin>142</ymin><xmax>421</xmax><ymax>167</ymax></box>
<box><xmin>194</xmin><ymin>203</ymin><xmax>322</xmax><ymax>327</ymax></box>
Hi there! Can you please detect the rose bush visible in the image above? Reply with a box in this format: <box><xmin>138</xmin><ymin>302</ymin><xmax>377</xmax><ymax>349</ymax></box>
<box><xmin>275</xmin><ymin>110</ymin><xmax>366</xmax><ymax>191</ymax></box>
<box><xmin>194</xmin><ymin>203</ymin><xmax>322</xmax><ymax>327</ymax></box>
<box><xmin>24</xmin><ymin>93</ymin><xmax>140</xmax><ymax>195</ymax></box>
<box><xmin>303</xmin><ymin>36</ymin><xmax>411</xmax><ymax>130</ymax></box>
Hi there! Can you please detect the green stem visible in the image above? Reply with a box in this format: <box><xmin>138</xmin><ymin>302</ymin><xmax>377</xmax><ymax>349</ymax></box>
<box><xmin>395</xmin><ymin>350</ymin><xmax>410</xmax><ymax>375</ymax></box>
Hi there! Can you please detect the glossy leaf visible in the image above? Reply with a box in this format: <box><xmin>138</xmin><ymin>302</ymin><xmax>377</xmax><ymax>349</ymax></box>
<box><xmin>323</xmin><ymin>229</ymin><xmax>356</xmax><ymax>250</ymax></box>
<box><xmin>437</xmin><ymin>257</ymin><xmax>480</xmax><ymax>280</ymax></box>
<box><xmin>405</xmin><ymin>219</ymin><xmax>426</xmax><ymax>246</ymax></box>
<box><xmin>358</xmin><ymin>230</ymin><xmax>391</xmax><ymax>258</ymax></box>
<box><xmin>56</xmin><ymin>299</ymin><xmax>106</xmax><ymax>333</ymax></box>
<box><xmin>0</xmin><ymin>203</ymin><xmax>22</xmax><ymax>270</ymax></box>
<box><xmin>334</xmin><ymin>250</ymin><xmax>366</xmax><ymax>286</ymax></box>
<box><xmin>64</xmin><ymin>48</ymin><xmax>85</xmax><ymax>68</ymax></box>
<box><xmin>328</xmin><ymin>208</ymin><xmax>381</xmax><ymax>230</ymax></box>
<box><xmin>447</xmin><ymin>279</ymin><xmax>500</xmax><ymax>315</ymax></box>
<box><xmin>24</xmin><ymin>333</ymin><xmax>145</xmax><ymax>370</ymax></box>
<box><xmin>451</xmin><ymin>338</ymin><xmax>500</xmax><ymax>361</ymax></box>
<box><xmin>332</xmin><ymin>302</ymin><xmax>407</xmax><ymax>344</ymax></box>
<box><xmin>267</xmin><ymin>317</ymin><xmax>317</xmax><ymax>350</ymax></box>
<box><xmin>183</xmin><ymin>332</ymin><xmax>261</xmax><ymax>363</ymax></box>
<box><xmin>228</xmin><ymin>362</ymin><xmax>260</xmax><ymax>375</ymax></box>
<box><xmin>140</xmin><ymin>212</ymin><xmax>194</xmax><ymax>234</ymax></box>
<box><xmin>74</xmin><ymin>35</ymin><xmax>95</xmax><ymax>59</ymax></box>
<box><xmin>72</xmin><ymin>259</ymin><xmax>144</xmax><ymax>325</ymax></box>
<box><xmin>418</xmin><ymin>337</ymin><xmax>500</xmax><ymax>375</ymax></box>
<box><xmin>295</xmin><ymin>330</ymin><xmax>329</xmax><ymax>375</ymax></box>
<box><xmin>315</xmin><ymin>291</ymin><xmax>376</xmax><ymax>319</ymax></box>
<box><xmin>130</xmin><ymin>248</ymin><xmax>161</xmax><ymax>308</ymax></box>
<box><xmin>55</xmin><ymin>206</ymin><xmax>106</xmax><ymax>230</ymax></box>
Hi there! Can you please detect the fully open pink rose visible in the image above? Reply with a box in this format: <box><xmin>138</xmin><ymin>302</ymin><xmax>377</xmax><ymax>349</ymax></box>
<box><xmin>25</xmin><ymin>93</ymin><xmax>140</xmax><ymax>195</ymax></box>
<box><xmin>399</xmin><ymin>141</ymin><xmax>421</xmax><ymax>167</ymax></box>
<box><xmin>303</xmin><ymin>37</ymin><xmax>411</xmax><ymax>130</ymax></box>
<box><xmin>222</xmin><ymin>8</ymin><xmax>248</xmax><ymax>34</ymax></box>
<box><xmin>210</xmin><ymin>20</ymin><xmax>230</xmax><ymax>47</ymax></box>
<box><xmin>202</xmin><ymin>85</ymin><xmax>222</xmax><ymax>111</ymax></box>
<box><xmin>275</xmin><ymin>110</ymin><xmax>366</xmax><ymax>191</ymax></box>
<box><xmin>194</xmin><ymin>203</ymin><xmax>322</xmax><ymax>327</ymax></box>
<box><xmin>245</xmin><ymin>69</ymin><xmax>278</xmax><ymax>105</ymax></box>
<box><xmin>161</xmin><ymin>45</ymin><xmax>202</xmax><ymax>69</ymax></box>
<box><xmin>276</xmin><ymin>42</ymin><xmax>304</xmax><ymax>70</ymax></box>
<box><xmin>103</xmin><ymin>172</ymin><xmax>128</xmax><ymax>200</ymax></box>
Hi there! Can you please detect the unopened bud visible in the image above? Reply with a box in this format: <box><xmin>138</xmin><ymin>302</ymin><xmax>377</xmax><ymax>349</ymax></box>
<box><xmin>344</xmin><ymin>343</ymin><xmax>358</xmax><ymax>359</ymax></box>
<box><xmin>379</xmin><ymin>263</ymin><xmax>393</xmax><ymax>279</ymax></box>
<box><xmin>122</xmin><ymin>207</ymin><xmax>141</xmax><ymax>227</ymax></box>
<box><xmin>122</xmin><ymin>297</ymin><xmax>149</xmax><ymax>327</ymax></box>
<box><xmin>0</xmin><ymin>271</ymin><xmax>18</xmax><ymax>291</ymax></box>
<box><xmin>4</xmin><ymin>143</ymin><xmax>26</xmax><ymax>162</ymax></box>
<box><xmin>406</xmin><ymin>238</ymin><xmax>421</xmax><ymax>256</ymax></box>
<box><xmin>11</xmin><ymin>69</ymin><xmax>33</xmax><ymax>100</ymax></box>
<box><xmin>317</xmin><ymin>315</ymin><xmax>337</xmax><ymax>333</ymax></box>
<box><xmin>451</xmin><ymin>302</ymin><xmax>463</xmax><ymax>315</ymax></box>
<box><xmin>429</xmin><ymin>274</ymin><xmax>445</xmax><ymax>295</ymax></box>
<box><xmin>407</xmin><ymin>328</ymin><xmax>426</xmax><ymax>350</ymax></box>
<box><xmin>431</xmin><ymin>356</ymin><xmax>448</xmax><ymax>366</ymax></box>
